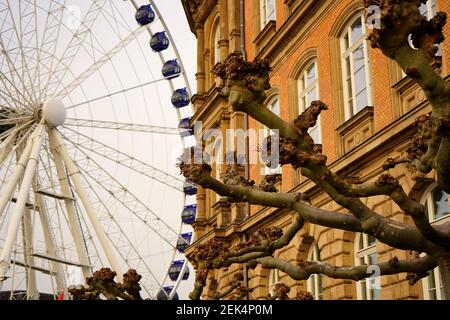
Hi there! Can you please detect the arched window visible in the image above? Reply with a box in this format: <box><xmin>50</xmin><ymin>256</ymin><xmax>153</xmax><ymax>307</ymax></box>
<box><xmin>340</xmin><ymin>13</ymin><xmax>373</xmax><ymax>120</ymax></box>
<box><xmin>262</xmin><ymin>96</ymin><xmax>281</xmax><ymax>175</ymax></box>
<box><xmin>260</xmin><ymin>0</ymin><xmax>275</xmax><ymax>30</ymax></box>
<box><xmin>355</xmin><ymin>233</ymin><xmax>379</xmax><ymax>300</ymax></box>
<box><xmin>421</xmin><ymin>183</ymin><xmax>449</xmax><ymax>300</ymax></box>
<box><xmin>298</xmin><ymin>59</ymin><xmax>321</xmax><ymax>143</ymax></box>
<box><xmin>213</xmin><ymin>22</ymin><xmax>221</xmax><ymax>65</ymax></box>
<box><xmin>307</xmin><ymin>243</ymin><xmax>324</xmax><ymax>300</ymax></box>
<box><xmin>269</xmin><ymin>268</ymin><xmax>280</xmax><ymax>296</ymax></box>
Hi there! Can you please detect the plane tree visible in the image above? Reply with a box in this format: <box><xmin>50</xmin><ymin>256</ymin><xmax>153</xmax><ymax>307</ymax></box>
<box><xmin>178</xmin><ymin>0</ymin><xmax>450</xmax><ymax>300</ymax></box>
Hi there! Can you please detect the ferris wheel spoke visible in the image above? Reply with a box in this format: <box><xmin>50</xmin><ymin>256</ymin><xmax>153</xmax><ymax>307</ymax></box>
<box><xmin>0</xmin><ymin>120</ymin><xmax>33</xmax><ymax>147</ymax></box>
<box><xmin>64</xmin><ymin>118</ymin><xmax>182</xmax><ymax>135</ymax></box>
<box><xmin>37</xmin><ymin>150</ymin><xmax>103</xmax><ymax>279</ymax></box>
<box><xmin>0</xmin><ymin>2</ymin><xmax>35</xmax><ymax>106</ymax></box>
<box><xmin>0</xmin><ymin>130</ymin><xmax>17</xmax><ymax>166</ymax></box>
<box><xmin>65</xmin><ymin>77</ymin><xmax>167</xmax><ymax>110</ymax></box>
<box><xmin>33</xmin><ymin>0</ymin><xmax>67</xmax><ymax>103</ymax></box>
<box><xmin>39</xmin><ymin>0</ymin><xmax>107</xmax><ymax>100</ymax></box>
<box><xmin>12</xmin><ymin>0</ymin><xmax>42</xmax><ymax>104</ymax></box>
<box><xmin>60</xmin><ymin>132</ymin><xmax>183</xmax><ymax>249</ymax></box>
<box><xmin>47</xmin><ymin>128</ymin><xmax>123</xmax><ymax>278</ymax></box>
<box><xmin>72</xmin><ymin>173</ymin><xmax>162</xmax><ymax>296</ymax></box>
<box><xmin>61</xmin><ymin>126</ymin><xmax>186</xmax><ymax>191</ymax></box>
<box><xmin>0</xmin><ymin>86</ymin><xmax>31</xmax><ymax>110</ymax></box>
<box><xmin>52</xmin><ymin>26</ymin><xmax>146</xmax><ymax>100</ymax></box>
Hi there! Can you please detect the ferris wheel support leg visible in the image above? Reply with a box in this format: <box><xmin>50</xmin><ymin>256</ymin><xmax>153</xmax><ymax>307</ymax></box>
<box><xmin>0</xmin><ymin>130</ymin><xmax>36</xmax><ymax>220</ymax></box>
<box><xmin>48</xmin><ymin>128</ymin><xmax>123</xmax><ymax>280</ymax></box>
<box><xmin>21</xmin><ymin>207</ymin><xmax>40</xmax><ymax>300</ymax></box>
<box><xmin>48</xmin><ymin>129</ymin><xmax>92</xmax><ymax>281</ymax></box>
<box><xmin>0</xmin><ymin>124</ymin><xmax>45</xmax><ymax>281</ymax></box>
<box><xmin>0</xmin><ymin>131</ymin><xmax>18</xmax><ymax>167</ymax></box>
<box><xmin>32</xmin><ymin>181</ymin><xmax>67</xmax><ymax>297</ymax></box>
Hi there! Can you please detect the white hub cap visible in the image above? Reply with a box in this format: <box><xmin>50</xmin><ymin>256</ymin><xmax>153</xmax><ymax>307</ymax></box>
<box><xmin>42</xmin><ymin>98</ymin><xmax>66</xmax><ymax>127</ymax></box>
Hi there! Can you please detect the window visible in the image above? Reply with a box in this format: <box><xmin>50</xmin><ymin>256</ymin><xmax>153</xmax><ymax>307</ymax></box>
<box><xmin>269</xmin><ymin>268</ymin><xmax>280</xmax><ymax>296</ymax></box>
<box><xmin>340</xmin><ymin>14</ymin><xmax>373</xmax><ymax>120</ymax></box>
<box><xmin>407</xmin><ymin>0</ymin><xmax>441</xmax><ymax>58</ymax></box>
<box><xmin>260</xmin><ymin>0</ymin><xmax>276</xmax><ymax>30</ymax></box>
<box><xmin>213</xmin><ymin>22</ymin><xmax>221</xmax><ymax>65</ymax></box>
<box><xmin>421</xmin><ymin>184</ymin><xmax>449</xmax><ymax>300</ymax></box>
<box><xmin>355</xmin><ymin>233</ymin><xmax>380</xmax><ymax>300</ymax></box>
<box><xmin>420</xmin><ymin>0</ymin><xmax>437</xmax><ymax>21</ymax></box>
<box><xmin>298</xmin><ymin>59</ymin><xmax>321</xmax><ymax>143</ymax></box>
<box><xmin>263</xmin><ymin>96</ymin><xmax>281</xmax><ymax>175</ymax></box>
<box><xmin>307</xmin><ymin>243</ymin><xmax>324</xmax><ymax>300</ymax></box>
<box><xmin>420</xmin><ymin>0</ymin><xmax>441</xmax><ymax>56</ymax></box>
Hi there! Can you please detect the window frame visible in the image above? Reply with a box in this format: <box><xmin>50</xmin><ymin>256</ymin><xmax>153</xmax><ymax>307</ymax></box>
<box><xmin>306</xmin><ymin>242</ymin><xmax>324</xmax><ymax>300</ymax></box>
<box><xmin>269</xmin><ymin>268</ymin><xmax>280</xmax><ymax>296</ymax></box>
<box><xmin>355</xmin><ymin>233</ymin><xmax>379</xmax><ymax>300</ymax></box>
<box><xmin>340</xmin><ymin>13</ymin><xmax>373</xmax><ymax>121</ymax></box>
<box><xmin>260</xmin><ymin>0</ymin><xmax>276</xmax><ymax>30</ymax></box>
<box><xmin>262</xmin><ymin>96</ymin><xmax>282</xmax><ymax>176</ymax></box>
<box><xmin>420</xmin><ymin>183</ymin><xmax>449</xmax><ymax>300</ymax></box>
<box><xmin>213</xmin><ymin>21</ymin><xmax>221</xmax><ymax>65</ymax></box>
<box><xmin>420</xmin><ymin>0</ymin><xmax>437</xmax><ymax>20</ymax></box>
<box><xmin>298</xmin><ymin>59</ymin><xmax>321</xmax><ymax>144</ymax></box>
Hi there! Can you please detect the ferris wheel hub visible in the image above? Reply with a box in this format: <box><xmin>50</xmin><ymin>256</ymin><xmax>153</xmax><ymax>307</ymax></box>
<box><xmin>42</xmin><ymin>98</ymin><xmax>66</xmax><ymax>127</ymax></box>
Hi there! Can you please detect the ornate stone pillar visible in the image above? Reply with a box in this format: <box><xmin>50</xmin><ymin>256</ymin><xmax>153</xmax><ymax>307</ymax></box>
<box><xmin>196</xmin><ymin>25</ymin><xmax>206</xmax><ymax>95</ymax></box>
<box><xmin>219</xmin><ymin>0</ymin><xmax>229</xmax><ymax>61</ymax></box>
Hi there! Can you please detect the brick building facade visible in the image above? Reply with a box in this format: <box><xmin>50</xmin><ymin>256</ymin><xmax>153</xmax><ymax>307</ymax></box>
<box><xmin>181</xmin><ymin>0</ymin><xmax>450</xmax><ymax>300</ymax></box>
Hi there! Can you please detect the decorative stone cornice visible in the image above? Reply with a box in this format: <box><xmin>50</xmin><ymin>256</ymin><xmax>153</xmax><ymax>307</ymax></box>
<box><xmin>181</xmin><ymin>0</ymin><xmax>218</xmax><ymax>35</ymax></box>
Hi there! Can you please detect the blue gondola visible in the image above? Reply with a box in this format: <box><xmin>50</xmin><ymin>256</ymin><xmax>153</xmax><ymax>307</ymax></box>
<box><xmin>150</xmin><ymin>32</ymin><xmax>170</xmax><ymax>52</ymax></box>
<box><xmin>135</xmin><ymin>5</ymin><xmax>155</xmax><ymax>26</ymax></box>
<box><xmin>162</xmin><ymin>59</ymin><xmax>181</xmax><ymax>79</ymax></box>
<box><xmin>182</xmin><ymin>204</ymin><xmax>196</xmax><ymax>225</ymax></box>
<box><xmin>156</xmin><ymin>286</ymin><xmax>179</xmax><ymax>300</ymax></box>
<box><xmin>176</xmin><ymin>232</ymin><xmax>193</xmax><ymax>253</ymax></box>
<box><xmin>171</xmin><ymin>88</ymin><xmax>190</xmax><ymax>108</ymax></box>
<box><xmin>168</xmin><ymin>260</ymin><xmax>190</xmax><ymax>281</ymax></box>
<box><xmin>178</xmin><ymin>117</ymin><xmax>193</xmax><ymax>137</ymax></box>
<box><xmin>183</xmin><ymin>180</ymin><xmax>197</xmax><ymax>195</ymax></box>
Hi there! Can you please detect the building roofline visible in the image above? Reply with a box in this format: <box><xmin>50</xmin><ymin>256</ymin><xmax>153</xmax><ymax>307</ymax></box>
<box><xmin>181</xmin><ymin>0</ymin><xmax>197</xmax><ymax>35</ymax></box>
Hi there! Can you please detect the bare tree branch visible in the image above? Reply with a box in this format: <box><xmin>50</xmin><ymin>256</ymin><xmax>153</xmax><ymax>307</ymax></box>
<box><xmin>254</xmin><ymin>255</ymin><xmax>437</xmax><ymax>284</ymax></box>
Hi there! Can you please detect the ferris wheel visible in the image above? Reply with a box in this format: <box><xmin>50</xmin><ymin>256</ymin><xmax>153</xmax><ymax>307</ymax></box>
<box><xmin>0</xmin><ymin>0</ymin><xmax>197</xmax><ymax>300</ymax></box>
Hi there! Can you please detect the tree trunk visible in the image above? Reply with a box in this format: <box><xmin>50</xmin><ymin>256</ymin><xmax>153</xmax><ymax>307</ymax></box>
<box><xmin>438</xmin><ymin>256</ymin><xmax>450</xmax><ymax>300</ymax></box>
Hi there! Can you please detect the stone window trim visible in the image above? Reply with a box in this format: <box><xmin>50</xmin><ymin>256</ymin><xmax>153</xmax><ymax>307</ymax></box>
<box><xmin>288</xmin><ymin>48</ymin><xmax>318</xmax><ymax>186</ymax></box>
<box><xmin>212</xmin><ymin>19</ymin><xmax>221</xmax><ymax>65</ymax></box>
<box><xmin>254</xmin><ymin>20</ymin><xmax>277</xmax><ymax>55</ymax></box>
<box><xmin>207</xmin><ymin>12</ymin><xmax>221</xmax><ymax>90</ymax></box>
<box><xmin>283</xmin><ymin>0</ymin><xmax>301</xmax><ymax>15</ymax></box>
<box><xmin>329</xmin><ymin>1</ymin><xmax>375</xmax><ymax>156</ymax></box>
<box><xmin>340</xmin><ymin>14</ymin><xmax>373</xmax><ymax>121</ymax></box>
<box><xmin>288</xmin><ymin>48</ymin><xmax>318</xmax><ymax>119</ymax></box>
<box><xmin>336</xmin><ymin>106</ymin><xmax>374</xmax><ymax>155</ymax></box>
